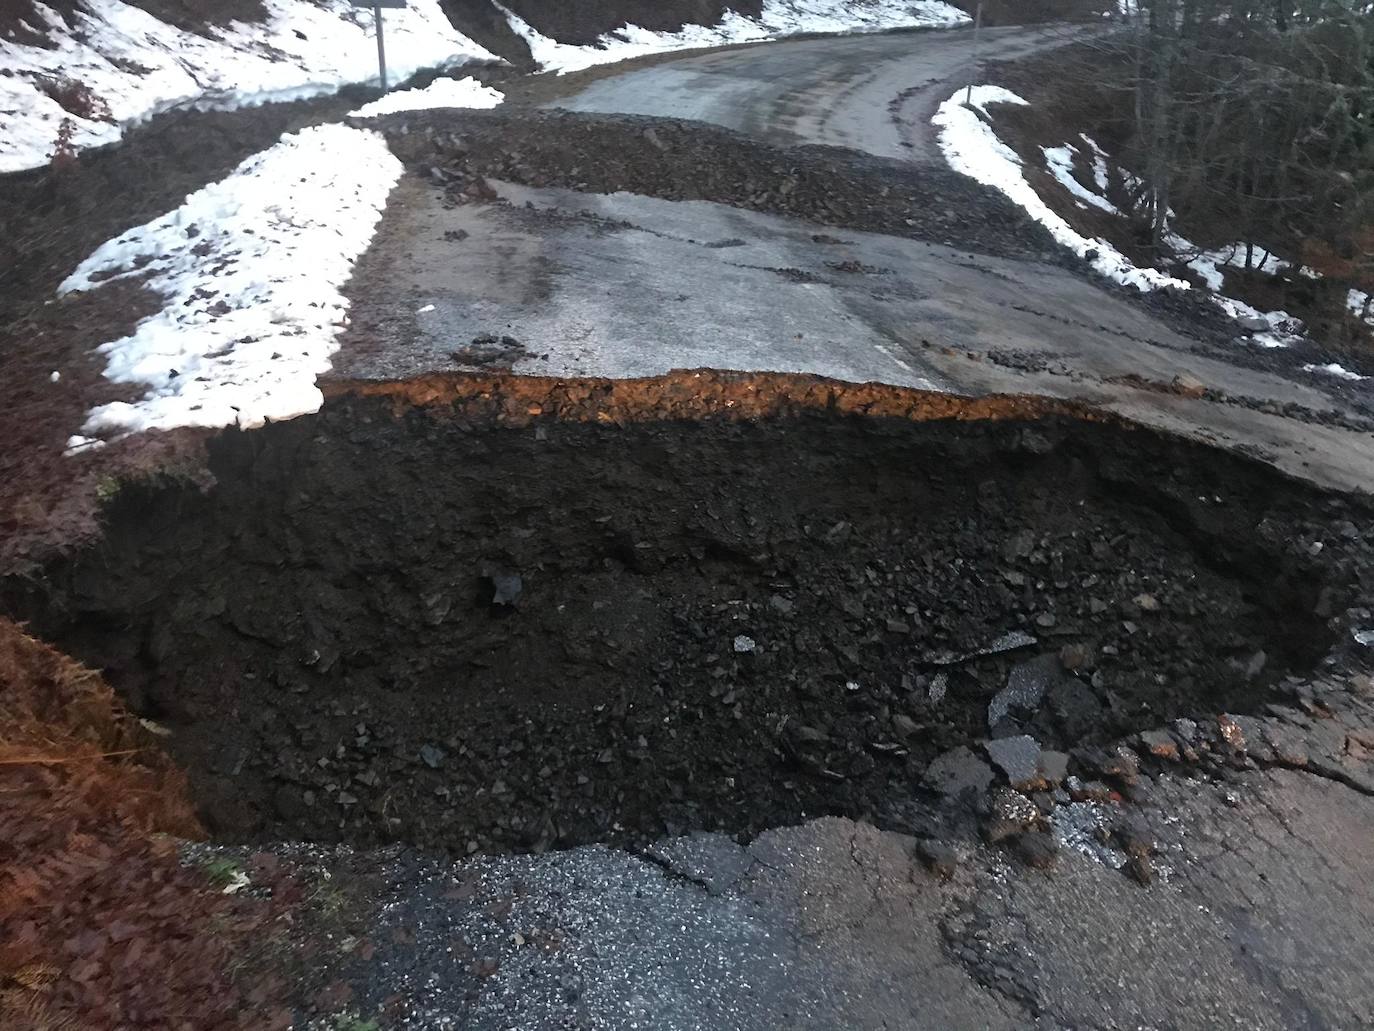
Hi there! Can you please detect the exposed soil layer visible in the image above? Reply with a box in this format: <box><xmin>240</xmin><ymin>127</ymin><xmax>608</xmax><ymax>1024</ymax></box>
<box><xmin>6</xmin><ymin>375</ymin><xmax>1367</xmax><ymax>857</ymax></box>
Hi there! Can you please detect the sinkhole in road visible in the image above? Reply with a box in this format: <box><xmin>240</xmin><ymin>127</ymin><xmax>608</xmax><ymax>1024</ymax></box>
<box><xmin>7</xmin><ymin>379</ymin><xmax>1359</xmax><ymax>855</ymax></box>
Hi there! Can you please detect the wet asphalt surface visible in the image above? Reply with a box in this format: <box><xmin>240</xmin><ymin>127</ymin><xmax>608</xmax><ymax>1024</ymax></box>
<box><xmin>553</xmin><ymin>24</ymin><xmax>1082</xmax><ymax>164</ymax></box>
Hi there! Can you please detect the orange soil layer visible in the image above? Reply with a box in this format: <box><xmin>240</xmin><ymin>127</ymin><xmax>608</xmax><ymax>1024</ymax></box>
<box><xmin>325</xmin><ymin>367</ymin><xmax>1124</xmax><ymax>426</ymax></box>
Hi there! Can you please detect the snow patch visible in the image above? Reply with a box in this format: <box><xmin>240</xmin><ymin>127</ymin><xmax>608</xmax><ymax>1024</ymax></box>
<box><xmin>1042</xmin><ymin>144</ymin><xmax>1118</xmax><ymax>214</ymax></box>
<box><xmin>1080</xmin><ymin>134</ymin><xmax>1111</xmax><ymax>193</ymax></box>
<box><xmin>60</xmin><ymin>124</ymin><xmax>403</xmax><ymax>442</ymax></box>
<box><xmin>935</xmin><ymin>87</ymin><xmax>1307</xmax><ymax>344</ymax></box>
<box><xmin>1302</xmin><ymin>362</ymin><xmax>1367</xmax><ymax>382</ymax></box>
<box><xmin>932</xmin><ymin>86</ymin><xmax>1185</xmax><ymax>292</ymax></box>
<box><xmin>0</xmin><ymin>0</ymin><xmax>493</xmax><ymax>173</ymax></box>
<box><xmin>499</xmin><ymin>0</ymin><xmax>969</xmax><ymax>75</ymax></box>
<box><xmin>349</xmin><ymin>75</ymin><xmax>503</xmax><ymax>118</ymax></box>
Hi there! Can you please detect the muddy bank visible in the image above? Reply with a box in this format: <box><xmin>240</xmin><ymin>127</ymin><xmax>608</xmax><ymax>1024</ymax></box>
<box><xmin>6</xmin><ymin>376</ymin><xmax>1367</xmax><ymax>856</ymax></box>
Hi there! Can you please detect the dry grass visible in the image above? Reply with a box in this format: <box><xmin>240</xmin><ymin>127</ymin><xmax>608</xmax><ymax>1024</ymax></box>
<box><xmin>0</xmin><ymin>619</ymin><xmax>292</xmax><ymax>1030</ymax></box>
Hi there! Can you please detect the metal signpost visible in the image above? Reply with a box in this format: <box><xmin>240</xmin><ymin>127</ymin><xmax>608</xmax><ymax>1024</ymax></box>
<box><xmin>351</xmin><ymin>0</ymin><xmax>407</xmax><ymax>92</ymax></box>
<box><xmin>964</xmin><ymin>0</ymin><xmax>984</xmax><ymax>106</ymax></box>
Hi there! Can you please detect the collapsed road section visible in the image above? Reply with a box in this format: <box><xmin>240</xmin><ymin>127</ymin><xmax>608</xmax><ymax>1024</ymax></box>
<box><xmin>5</xmin><ymin>372</ymin><xmax>1368</xmax><ymax>857</ymax></box>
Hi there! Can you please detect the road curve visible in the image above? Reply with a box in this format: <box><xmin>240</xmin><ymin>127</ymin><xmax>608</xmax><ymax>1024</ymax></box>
<box><xmin>552</xmin><ymin>24</ymin><xmax>1081</xmax><ymax>163</ymax></box>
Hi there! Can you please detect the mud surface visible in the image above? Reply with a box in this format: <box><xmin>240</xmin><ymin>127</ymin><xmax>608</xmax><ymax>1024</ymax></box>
<box><xmin>7</xmin><ymin>379</ymin><xmax>1366</xmax><ymax>857</ymax></box>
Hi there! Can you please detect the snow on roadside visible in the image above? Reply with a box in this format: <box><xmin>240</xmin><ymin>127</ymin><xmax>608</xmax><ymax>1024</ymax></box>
<box><xmin>350</xmin><ymin>76</ymin><xmax>503</xmax><ymax>118</ymax></box>
<box><xmin>934</xmin><ymin>86</ymin><xmax>1307</xmax><ymax>346</ymax></box>
<box><xmin>1042</xmin><ymin>144</ymin><xmax>1118</xmax><ymax>214</ymax></box>
<box><xmin>933</xmin><ymin>86</ymin><xmax>1186</xmax><ymax>292</ymax></box>
<box><xmin>498</xmin><ymin>0</ymin><xmax>969</xmax><ymax>76</ymax></box>
<box><xmin>0</xmin><ymin>0</ymin><xmax>493</xmax><ymax>173</ymax></box>
<box><xmin>1303</xmin><ymin>362</ymin><xmax>1368</xmax><ymax>382</ymax></box>
<box><xmin>60</xmin><ymin>124</ymin><xmax>402</xmax><ymax>448</ymax></box>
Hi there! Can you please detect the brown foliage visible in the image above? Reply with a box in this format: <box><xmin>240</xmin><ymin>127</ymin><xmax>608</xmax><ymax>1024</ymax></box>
<box><xmin>1301</xmin><ymin>229</ymin><xmax>1374</xmax><ymax>295</ymax></box>
<box><xmin>35</xmin><ymin>78</ymin><xmax>111</xmax><ymax>123</ymax></box>
<box><xmin>0</xmin><ymin>620</ymin><xmax>291</xmax><ymax>1030</ymax></box>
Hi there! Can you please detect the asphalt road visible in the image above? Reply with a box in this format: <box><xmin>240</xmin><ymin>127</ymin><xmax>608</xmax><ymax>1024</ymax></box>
<box><xmin>555</xmin><ymin>24</ymin><xmax>1081</xmax><ymax>164</ymax></box>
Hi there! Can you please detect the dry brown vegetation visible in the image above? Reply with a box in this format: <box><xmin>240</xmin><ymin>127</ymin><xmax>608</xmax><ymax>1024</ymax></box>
<box><xmin>0</xmin><ymin>619</ymin><xmax>291</xmax><ymax>1030</ymax></box>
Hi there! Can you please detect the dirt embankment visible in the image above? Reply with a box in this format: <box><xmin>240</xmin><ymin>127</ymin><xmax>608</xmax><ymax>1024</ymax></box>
<box><xmin>0</xmin><ymin>619</ymin><xmax>297</xmax><ymax>1030</ymax></box>
<box><xmin>6</xmin><ymin>373</ymin><xmax>1366</xmax><ymax>858</ymax></box>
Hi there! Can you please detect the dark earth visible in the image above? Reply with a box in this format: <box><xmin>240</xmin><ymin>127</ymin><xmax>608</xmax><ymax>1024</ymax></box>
<box><xmin>6</xmin><ymin>388</ymin><xmax>1369</xmax><ymax>858</ymax></box>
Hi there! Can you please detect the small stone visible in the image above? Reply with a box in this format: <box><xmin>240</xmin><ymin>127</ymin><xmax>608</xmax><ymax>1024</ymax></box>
<box><xmin>915</xmin><ymin>839</ymin><xmax>960</xmax><ymax>880</ymax></box>
<box><xmin>1058</xmin><ymin>643</ymin><xmax>1092</xmax><ymax>670</ymax></box>
<box><xmin>1098</xmin><ymin>745</ymin><xmax>1140</xmax><ymax>783</ymax></box>
<box><xmin>1124</xmin><ymin>852</ymin><xmax>1154</xmax><ymax>885</ymax></box>
<box><xmin>1138</xmin><ymin>729</ymin><xmax>1180</xmax><ymax>761</ymax></box>
<box><xmin>768</xmin><ymin>595</ymin><xmax>795</xmax><ymax>615</ymax></box>
<box><xmin>892</xmin><ymin>713</ymin><xmax>920</xmax><ymax>738</ymax></box>
<box><xmin>1003</xmin><ymin>529</ymin><xmax>1035</xmax><ymax>561</ymax></box>
<box><xmin>988</xmin><ymin>655</ymin><xmax>1060</xmax><ymax>729</ymax></box>
<box><xmin>929</xmin><ymin>672</ymin><xmax>948</xmax><ymax>705</ymax></box>
<box><xmin>420</xmin><ymin>744</ymin><xmax>447</xmax><ymax>769</ymax></box>
<box><xmin>1035</xmin><ymin>612</ymin><xmax>1057</xmax><ymax>629</ymax></box>
<box><xmin>982</xmin><ymin>786</ymin><xmax>1041</xmax><ymax>843</ymax></box>
<box><xmin>985</xmin><ymin>735</ymin><xmax>1043</xmax><ymax>789</ymax></box>
<box><xmin>489</xmin><ymin>573</ymin><xmax>523</xmax><ymax>607</ymax></box>
<box><xmin>924</xmin><ymin>746</ymin><xmax>994</xmax><ymax>801</ymax></box>
<box><xmin>1013</xmin><ymin>831</ymin><xmax>1059</xmax><ymax>870</ymax></box>
<box><xmin>1066</xmin><ymin>777</ymin><xmax>1113</xmax><ymax>802</ymax></box>
<box><xmin>1112</xmin><ymin>816</ymin><xmax>1153</xmax><ymax>859</ymax></box>
<box><xmin>1217</xmin><ymin>713</ymin><xmax>1247</xmax><ymax>751</ymax></box>
<box><xmin>1171</xmin><ymin>372</ymin><xmax>1206</xmax><ymax>398</ymax></box>
<box><xmin>1037</xmin><ymin>749</ymin><xmax>1069</xmax><ymax>787</ymax></box>
<box><xmin>1262</xmin><ymin>724</ymin><xmax>1308</xmax><ymax>766</ymax></box>
<box><xmin>733</xmin><ymin>635</ymin><xmax>757</xmax><ymax>654</ymax></box>
<box><xmin>790</xmin><ymin>724</ymin><xmax>828</xmax><ymax>745</ymax></box>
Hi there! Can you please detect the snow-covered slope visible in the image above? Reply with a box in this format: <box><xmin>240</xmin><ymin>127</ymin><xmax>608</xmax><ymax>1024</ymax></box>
<box><xmin>499</xmin><ymin>0</ymin><xmax>970</xmax><ymax>75</ymax></box>
<box><xmin>0</xmin><ymin>0</ymin><xmax>493</xmax><ymax>173</ymax></box>
<box><xmin>59</xmin><ymin>123</ymin><xmax>404</xmax><ymax>445</ymax></box>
